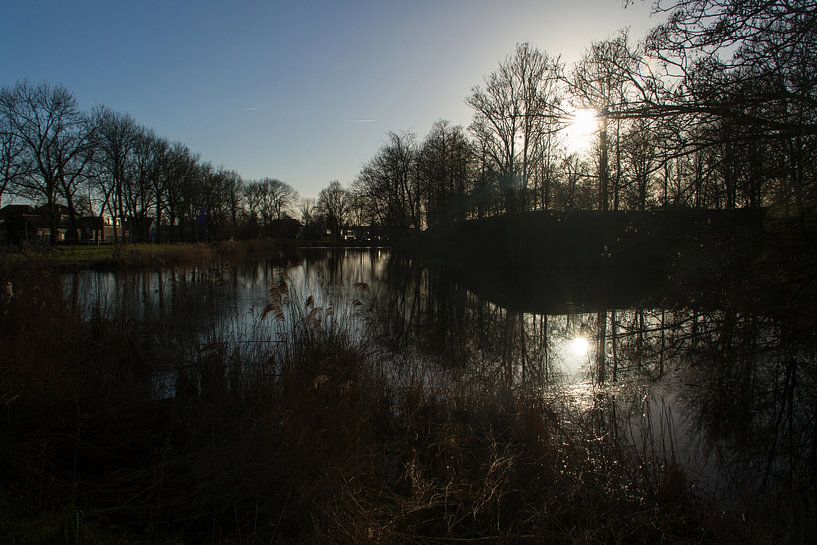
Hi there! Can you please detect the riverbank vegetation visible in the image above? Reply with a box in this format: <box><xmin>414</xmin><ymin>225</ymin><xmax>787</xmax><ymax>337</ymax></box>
<box><xmin>3</xmin><ymin>260</ymin><xmax>784</xmax><ymax>545</ymax></box>
<box><xmin>4</xmin><ymin>256</ymin><xmax>812</xmax><ymax>544</ymax></box>
<box><xmin>349</xmin><ymin>0</ymin><xmax>817</xmax><ymax>242</ymax></box>
<box><xmin>3</xmin><ymin>0</ymin><xmax>815</xmax><ymax>249</ymax></box>
<box><xmin>0</xmin><ymin>239</ymin><xmax>295</xmax><ymax>270</ymax></box>
<box><xmin>2</xmin><ymin>0</ymin><xmax>815</xmax><ymax>542</ymax></box>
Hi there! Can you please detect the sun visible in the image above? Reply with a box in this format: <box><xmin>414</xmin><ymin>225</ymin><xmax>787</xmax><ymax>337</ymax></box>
<box><xmin>568</xmin><ymin>336</ymin><xmax>590</xmax><ymax>358</ymax></box>
<box><xmin>564</xmin><ymin>108</ymin><xmax>598</xmax><ymax>154</ymax></box>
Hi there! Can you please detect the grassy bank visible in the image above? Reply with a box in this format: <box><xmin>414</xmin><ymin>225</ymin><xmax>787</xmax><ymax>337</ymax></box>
<box><xmin>0</xmin><ymin>263</ymin><xmax>781</xmax><ymax>544</ymax></box>
<box><xmin>0</xmin><ymin>238</ymin><xmax>296</xmax><ymax>270</ymax></box>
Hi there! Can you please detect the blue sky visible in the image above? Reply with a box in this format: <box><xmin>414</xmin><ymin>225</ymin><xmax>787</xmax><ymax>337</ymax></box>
<box><xmin>0</xmin><ymin>0</ymin><xmax>657</xmax><ymax>198</ymax></box>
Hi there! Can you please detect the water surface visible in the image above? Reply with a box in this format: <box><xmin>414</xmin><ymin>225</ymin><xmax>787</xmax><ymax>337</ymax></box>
<box><xmin>64</xmin><ymin>248</ymin><xmax>817</xmax><ymax>512</ymax></box>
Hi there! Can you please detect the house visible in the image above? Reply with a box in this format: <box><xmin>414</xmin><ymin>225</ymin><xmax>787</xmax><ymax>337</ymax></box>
<box><xmin>0</xmin><ymin>204</ymin><xmax>50</xmax><ymax>244</ymax></box>
<box><xmin>0</xmin><ymin>204</ymin><xmax>116</xmax><ymax>244</ymax></box>
<box><xmin>350</xmin><ymin>225</ymin><xmax>385</xmax><ymax>243</ymax></box>
<box><xmin>340</xmin><ymin>228</ymin><xmax>357</xmax><ymax>242</ymax></box>
<box><xmin>34</xmin><ymin>204</ymin><xmax>72</xmax><ymax>224</ymax></box>
<box><xmin>79</xmin><ymin>216</ymin><xmax>106</xmax><ymax>243</ymax></box>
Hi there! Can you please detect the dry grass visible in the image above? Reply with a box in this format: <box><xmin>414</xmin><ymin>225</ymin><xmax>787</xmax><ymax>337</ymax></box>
<box><xmin>0</xmin><ymin>264</ymin><xmax>771</xmax><ymax>544</ymax></box>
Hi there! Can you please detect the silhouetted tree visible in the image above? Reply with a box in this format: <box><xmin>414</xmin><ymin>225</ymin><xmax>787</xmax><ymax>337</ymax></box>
<box><xmin>468</xmin><ymin>43</ymin><xmax>564</xmax><ymax>214</ymax></box>
<box><xmin>91</xmin><ymin>106</ymin><xmax>138</xmax><ymax>241</ymax></box>
<box><xmin>570</xmin><ymin>31</ymin><xmax>637</xmax><ymax>211</ymax></box>
<box><xmin>353</xmin><ymin>132</ymin><xmax>420</xmax><ymax>240</ymax></box>
<box><xmin>0</xmin><ymin>81</ymin><xmax>94</xmax><ymax>243</ymax></box>
<box><xmin>222</xmin><ymin>168</ymin><xmax>244</xmax><ymax>237</ymax></box>
<box><xmin>0</xmin><ymin>116</ymin><xmax>27</xmax><ymax>206</ymax></box>
<box><xmin>417</xmin><ymin>120</ymin><xmax>473</xmax><ymax>228</ymax></box>
<box><xmin>251</xmin><ymin>178</ymin><xmax>297</xmax><ymax>224</ymax></box>
<box><xmin>318</xmin><ymin>181</ymin><xmax>350</xmax><ymax>239</ymax></box>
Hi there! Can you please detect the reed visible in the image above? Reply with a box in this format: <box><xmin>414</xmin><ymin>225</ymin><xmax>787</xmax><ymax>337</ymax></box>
<box><xmin>0</xmin><ymin>265</ymin><xmax>774</xmax><ymax>544</ymax></box>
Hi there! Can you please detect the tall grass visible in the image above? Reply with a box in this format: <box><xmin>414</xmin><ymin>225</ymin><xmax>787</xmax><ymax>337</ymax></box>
<box><xmin>0</xmin><ymin>263</ymin><xmax>767</xmax><ymax>544</ymax></box>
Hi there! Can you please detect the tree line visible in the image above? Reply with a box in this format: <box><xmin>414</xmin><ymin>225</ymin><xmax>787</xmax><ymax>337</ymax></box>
<box><xmin>0</xmin><ymin>84</ymin><xmax>349</xmax><ymax>244</ymax></box>
<box><xmin>349</xmin><ymin>0</ymin><xmax>817</xmax><ymax>240</ymax></box>
<box><xmin>2</xmin><ymin>0</ymin><xmax>814</xmax><ymax>244</ymax></box>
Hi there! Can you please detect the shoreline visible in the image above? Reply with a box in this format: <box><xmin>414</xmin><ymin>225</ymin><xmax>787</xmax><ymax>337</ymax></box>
<box><xmin>0</xmin><ymin>239</ymin><xmax>389</xmax><ymax>271</ymax></box>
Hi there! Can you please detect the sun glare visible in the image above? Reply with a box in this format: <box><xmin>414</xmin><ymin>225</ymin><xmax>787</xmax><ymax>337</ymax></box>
<box><xmin>568</xmin><ymin>336</ymin><xmax>590</xmax><ymax>358</ymax></box>
<box><xmin>564</xmin><ymin>108</ymin><xmax>598</xmax><ymax>153</ymax></box>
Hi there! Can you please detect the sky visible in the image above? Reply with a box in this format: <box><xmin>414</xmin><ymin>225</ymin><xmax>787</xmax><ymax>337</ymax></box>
<box><xmin>0</xmin><ymin>0</ymin><xmax>659</xmax><ymax>198</ymax></box>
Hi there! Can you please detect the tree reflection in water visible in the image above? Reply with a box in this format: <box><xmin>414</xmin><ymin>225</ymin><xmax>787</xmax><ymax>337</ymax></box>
<box><xmin>374</xmin><ymin>254</ymin><xmax>817</xmax><ymax>519</ymax></box>
<box><xmin>64</xmin><ymin>248</ymin><xmax>816</xmax><ymax>526</ymax></box>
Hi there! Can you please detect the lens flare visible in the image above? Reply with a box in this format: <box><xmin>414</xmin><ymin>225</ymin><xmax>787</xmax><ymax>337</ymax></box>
<box><xmin>564</xmin><ymin>108</ymin><xmax>598</xmax><ymax>153</ymax></box>
<box><xmin>569</xmin><ymin>336</ymin><xmax>590</xmax><ymax>357</ymax></box>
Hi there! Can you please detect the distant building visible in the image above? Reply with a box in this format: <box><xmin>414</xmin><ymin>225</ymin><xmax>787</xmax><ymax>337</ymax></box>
<box><xmin>0</xmin><ymin>204</ymin><xmax>51</xmax><ymax>243</ymax></box>
<box><xmin>79</xmin><ymin>216</ymin><xmax>107</xmax><ymax>243</ymax></box>
<box><xmin>350</xmin><ymin>225</ymin><xmax>384</xmax><ymax>243</ymax></box>
<box><xmin>0</xmin><ymin>204</ymin><xmax>117</xmax><ymax>244</ymax></box>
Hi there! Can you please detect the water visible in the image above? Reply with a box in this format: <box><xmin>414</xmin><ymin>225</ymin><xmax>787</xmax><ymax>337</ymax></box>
<box><xmin>63</xmin><ymin>247</ymin><xmax>817</xmax><ymax>513</ymax></box>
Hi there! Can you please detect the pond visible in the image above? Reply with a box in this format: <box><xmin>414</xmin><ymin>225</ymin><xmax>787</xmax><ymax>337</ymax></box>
<box><xmin>63</xmin><ymin>247</ymin><xmax>817</xmax><ymax>515</ymax></box>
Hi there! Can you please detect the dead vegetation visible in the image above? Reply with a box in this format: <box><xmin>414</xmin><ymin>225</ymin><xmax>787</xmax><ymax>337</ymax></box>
<box><xmin>0</xmin><ymin>263</ymin><xmax>767</xmax><ymax>544</ymax></box>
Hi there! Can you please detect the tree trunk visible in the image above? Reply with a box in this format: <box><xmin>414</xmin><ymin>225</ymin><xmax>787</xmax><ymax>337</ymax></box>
<box><xmin>47</xmin><ymin>193</ymin><xmax>58</xmax><ymax>245</ymax></box>
<box><xmin>598</xmin><ymin>115</ymin><xmax>610</xmax><ymax>212</ymax></box>
<box><xmin>65</xmin><ymin>192</ymin><xmax>79</xmax><ymax>243</ymax></box>
<box><xmin>596</xmin><ymin>310</ymin><xmax>607</xmax><ymax>384</ymax></box>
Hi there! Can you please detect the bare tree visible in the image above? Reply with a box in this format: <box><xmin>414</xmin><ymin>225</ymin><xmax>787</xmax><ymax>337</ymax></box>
<box><xmin>621</xmin><ymin>116</ymin><xmax>659</xmax><ymax>210</ymax></box>
<box><xmin>643</xmin><ymin>0</ymin><xmax>817</xmax><ymax>139</ymax></box>
<box><xmin>0</xmin><ymin>116</ymin><xmax>27</xmax><ymax>206</ymax></box>
<box><xmin>124</xmin><ymin>125</ymin><xmax>161</xmax><ymax>241</ymax></box>
<box><xmin>269</xmin><ymin>178</ymin><xmax>298</xmax><ymax>221</ymax></box>
<box><xmin>162</xmin><ymin>142</ymin><xmax>198</xmax><ymax>242</ymax></box>
<box><xmin>353</xmin><ymin>132</ymin><xmax>420</xmax><ymax>239</ymax></box>
<box><xmin>243</xmin><ymin>180</ymin><xmax>263</xmax><ymax>234</ymax></box>
<box><xmin>254</xmin><ymin>178</ymin><xmax>298</xmax><ymax>223</ymax></box>
<box><xmin>417</xmin><ymin>120</ymin><xmax>473</xmax><ymax>227</ymax></box>
<box><xmin>570</xmin><ymin>31</ymin><xmax>636</xmax><ymax>211</ymax></box>
<box><xmin>468</xmin><ymin>43</ymin><xmax>564</xmax><ymax>214</ymax></box>
<box><xmin>318</xmin><ymin>181</ymin><xmax>350</xmax><ymax>239</ymax></box>
<box><xmin>0</xmin><ymin>81</ymin><xmax>93</xmax><ymax>243</ymax></box>
<box><xmin>91</xmin><ymin>106</ymin><xmax>138</xmax><ymax>241</ymax></box>
<box><xmin>222</xmin><ymin>169</ymin><xmax>244</xmax><ymax>236</ymax></box>
<box><xmin>149</xmin><ymin>135</ymin><xmax>170</xmax><ymax>242</ymax></box>
<box><xmin>297</xmin><ymin>197</ymin><xmax>316</xmax><ymax>226</ymax></box>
